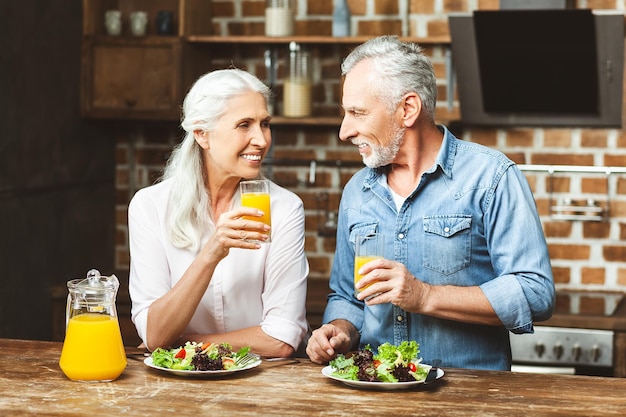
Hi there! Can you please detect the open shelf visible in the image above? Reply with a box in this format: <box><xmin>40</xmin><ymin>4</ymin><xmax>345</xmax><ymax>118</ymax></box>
<box><xmin>187</xmin><ymin>35</ymin><xmax>451</xmax><ymax>45</ymax></box>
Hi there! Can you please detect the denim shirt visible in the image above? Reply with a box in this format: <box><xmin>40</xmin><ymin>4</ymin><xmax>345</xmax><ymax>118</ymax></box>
<box><xmin>323</xmin><ymin>126</ymin><xmax>555</xmax><ymax>370</ymax></box>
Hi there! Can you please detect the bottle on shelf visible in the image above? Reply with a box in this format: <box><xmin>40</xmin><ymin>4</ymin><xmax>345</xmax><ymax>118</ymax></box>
<box><xmin>265</xmin><ymin>0</ymin><xmax>294</xmax><ymax>37</ymax></box>
<box><xmin>332</xmin><ymin>0</ymin><xmax>351</xmax><ymax>37</ymax></box>
<box><xmin>155</xmin><ymin>10</ymin><xmax>174</xmax><ymax>36</ymax></box>
<box><xmin>283</xmin><ymin>42</ymin><xmax>312</xmax><ymax>118</ymax></box>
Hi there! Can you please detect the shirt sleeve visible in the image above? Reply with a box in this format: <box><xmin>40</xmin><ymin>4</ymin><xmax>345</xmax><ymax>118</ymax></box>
<box><xmin>480</xmin><ymin>165</ymin><xmax>555</xmax><ymax>334</ymax></box>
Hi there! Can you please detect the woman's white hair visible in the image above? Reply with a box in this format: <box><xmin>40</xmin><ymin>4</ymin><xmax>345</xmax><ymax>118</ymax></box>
<box><xmin>161</xmin><ymin>69</ymin><xmax>270</xmax><ymax>251</ymax></box>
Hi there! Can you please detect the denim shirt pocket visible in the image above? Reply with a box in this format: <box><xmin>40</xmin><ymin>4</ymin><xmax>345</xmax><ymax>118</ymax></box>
<box><xmin>423</xmin><ymin>215</ymin><xmax>472</xmax><ymax>275</ymax></box>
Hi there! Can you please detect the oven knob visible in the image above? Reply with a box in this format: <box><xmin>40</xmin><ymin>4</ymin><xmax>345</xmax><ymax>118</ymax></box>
<box><xmin>534</xmin><ymin>342</ymin><xmax>545</xmax><ymax>358</ymax></box>
<box><xmin>553</xmin><ymin>342</ymin><xmax>564</xmax><ymax>360</ymax></box>
<box><xmin>572</xmin><ymin>343</ymin><xmax>582</xmax><ymax>361</ymax></box>
<box><xmin>591</xmin><ymin>344</ymin><xmax>601</xmax><ymax>362</ymax></box>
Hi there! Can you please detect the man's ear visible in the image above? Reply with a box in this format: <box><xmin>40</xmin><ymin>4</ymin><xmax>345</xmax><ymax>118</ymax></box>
<box><xmin>401</xmin><ymin>92</ymin><xmax>421</xmax><ymax>127</ymax></box>
<box><xmin>194</xmin><ymin>129</ymin><xmax>209</xmax><ymax>149</ymax></box>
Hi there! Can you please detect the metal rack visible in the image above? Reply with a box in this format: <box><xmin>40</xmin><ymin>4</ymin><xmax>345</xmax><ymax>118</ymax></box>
<box><xmin>518</xmin><ymin>164</ymin><xmax>626</xmax><ymax>175</ymax></box>
<box><xmin>518</xmin><ymin>164</ymin><xmax>626</xmax><ymax>222</ymax></box>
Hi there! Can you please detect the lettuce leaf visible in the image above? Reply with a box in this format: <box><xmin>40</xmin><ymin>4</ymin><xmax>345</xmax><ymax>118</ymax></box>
<box><xmin>376</xmin><ymin>341</ymin><xmax>419</xmax><ymax>366</ymax></box>
<box><xmin>329</xmin><ymin>354</ymin><xmax>359</xmax><ymax>380</ymax></box>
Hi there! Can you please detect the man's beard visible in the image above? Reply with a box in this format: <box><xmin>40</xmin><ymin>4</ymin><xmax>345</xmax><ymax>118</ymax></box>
<box><xmin>362</xmin><ymin>126</ymin><xmax>405</xmax><ymax>168</ymax></box>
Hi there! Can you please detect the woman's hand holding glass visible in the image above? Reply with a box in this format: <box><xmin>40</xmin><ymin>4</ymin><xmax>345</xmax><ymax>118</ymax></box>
<box><xmin>202</xmin><ymin>207</ymin><xmax>271</xmax><ymax>259</ymax></box>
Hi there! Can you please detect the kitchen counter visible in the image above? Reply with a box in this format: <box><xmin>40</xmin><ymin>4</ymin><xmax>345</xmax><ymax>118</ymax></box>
<box><xmin>1</xmin><ymin>338</ymin><xmax>625</xmax><ymax>416</ymax></box>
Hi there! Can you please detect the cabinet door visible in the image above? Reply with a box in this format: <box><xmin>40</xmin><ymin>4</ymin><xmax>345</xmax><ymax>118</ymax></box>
<box><xmin>81</xmin><ymin>38</ymin><xmax>182</xmax><ymax>120</ymax></box>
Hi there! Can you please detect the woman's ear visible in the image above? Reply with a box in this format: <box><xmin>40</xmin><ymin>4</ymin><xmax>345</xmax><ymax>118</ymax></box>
<box><xmin>194</xmin><ymin>129</ymin><xmax>209</xmax><ymax>149</ymax></box>
<box><xmin>401</xmin><ymin>92</ymin><xmax>421</xmax><ymax>127</ymax></box>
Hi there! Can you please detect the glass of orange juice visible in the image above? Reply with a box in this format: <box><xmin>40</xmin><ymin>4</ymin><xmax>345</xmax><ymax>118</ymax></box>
<box><xmin>240</xmin><ymin>179</ymin><xmax>271</xmax><ymax>242</ymax></box>
<box><xmin>354</xmin><ymin>233</ymin><xmax>384</xmax><ymax>298</ymax></box>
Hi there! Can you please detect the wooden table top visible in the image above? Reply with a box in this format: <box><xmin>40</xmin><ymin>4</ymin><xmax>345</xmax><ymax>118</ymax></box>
<box><xmin>1</xmin><ymin>338</ymin><xmax>625</xmax><ymax>416</ymax></box>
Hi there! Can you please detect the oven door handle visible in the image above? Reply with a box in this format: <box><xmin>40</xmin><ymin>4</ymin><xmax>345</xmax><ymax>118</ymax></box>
<box><xmin>511</xmin><ymin>364</ymin><xmax>576</xmax><ymax>375</ymax></box>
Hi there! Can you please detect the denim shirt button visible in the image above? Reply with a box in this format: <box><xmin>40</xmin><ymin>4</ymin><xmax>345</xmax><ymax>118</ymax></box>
<box><xmin>398</xmin><ymin>233</ymin><xmax>404</xmax><ymax>239</ymax></box>
<box><xmin>396</xmin><ymin>315</ymin><xmax>403</xmax><ymax>322</ymax></box>
<box><xmin>444</xmin><ymin>227</ymin><xmax>450</xmax><ymax>233</ymax></box>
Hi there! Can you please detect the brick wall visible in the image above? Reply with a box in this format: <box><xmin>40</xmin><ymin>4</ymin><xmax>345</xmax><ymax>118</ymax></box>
<box><xmin>115</xmin><ymin>0</ymin><xmax>626</xmax><ymax>294</ymax></box>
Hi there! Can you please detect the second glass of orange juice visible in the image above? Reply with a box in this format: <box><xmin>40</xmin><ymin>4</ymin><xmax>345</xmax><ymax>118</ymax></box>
<box><xmin>240</xmin><ymin>179</ymin><xmax>271</xmax><ymax>242</ymax></box>
<box><xmin>354</xmin><ymin>233</ymin><xmax>384</xmax><ymax>297</ymax></box>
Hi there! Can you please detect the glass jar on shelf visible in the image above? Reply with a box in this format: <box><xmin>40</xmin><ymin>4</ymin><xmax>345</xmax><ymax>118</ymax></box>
<box><xmin>265</xmin><ymin>0</ymin><xmax>294</xmax><ymax>37</ymax></box>
<box><xmin>283</xmin><ymin>42</ymin><xmax>312</xmax><ymax>118</ymax></box>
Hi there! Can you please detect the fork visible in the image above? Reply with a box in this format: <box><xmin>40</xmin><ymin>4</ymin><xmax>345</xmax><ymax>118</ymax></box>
<box><xmin>236</xmin><ymin>352</ymin><xmax>261</xmax><ymax>367</ymax></box>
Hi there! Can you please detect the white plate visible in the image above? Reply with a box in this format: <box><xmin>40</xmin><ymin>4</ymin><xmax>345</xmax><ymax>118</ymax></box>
<box><xmin>321</xmin><ymin>365</ymin><xmax>444</xmax><ymax>390</ymax></box>
<box><xmin>144</xmin><ymin>356</ymin><xmax>262</xmax><ymax>377</ymax></box>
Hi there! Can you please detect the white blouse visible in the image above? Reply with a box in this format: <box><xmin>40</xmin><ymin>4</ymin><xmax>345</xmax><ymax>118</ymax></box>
<box><xmin>128</xmin><ymin>179</ymin><xmax>309</xmax><ymax>350</ymax></box>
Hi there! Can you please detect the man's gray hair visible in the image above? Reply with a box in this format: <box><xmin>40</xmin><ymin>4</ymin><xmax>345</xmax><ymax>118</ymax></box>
<box><xmin>341</xmin><ymin>35</ymin><xmax>437</xmax><ymax>121</ymax></box>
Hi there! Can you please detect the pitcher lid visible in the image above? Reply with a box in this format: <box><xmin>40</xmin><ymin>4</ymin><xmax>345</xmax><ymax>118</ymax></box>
<box><xmin>68</xmin><ymin>269</ymin><xmax>119</xmax><ymax>291</ymax></box>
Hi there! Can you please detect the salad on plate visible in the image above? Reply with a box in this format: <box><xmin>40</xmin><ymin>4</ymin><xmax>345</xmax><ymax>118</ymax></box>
<box><xmin>328</xmin><ymin>341</ymin><xmax>429</xmax><ymax>383</ymax></box>
<box><xmin>150</xmin><ymin>341</ymin><xmax>254</xmax><ymax>371</ymax></box>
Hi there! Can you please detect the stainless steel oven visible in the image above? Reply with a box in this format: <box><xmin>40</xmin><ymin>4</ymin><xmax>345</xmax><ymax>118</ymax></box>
<box><xmin>510</xmin><ymin>291</ymin><xmax>625</xmax><ymax>376</ymax></box>
<box><xmin>511</xmin><ymin>326</ymin><xmax>614</xmax><ymax>375</ymax></box>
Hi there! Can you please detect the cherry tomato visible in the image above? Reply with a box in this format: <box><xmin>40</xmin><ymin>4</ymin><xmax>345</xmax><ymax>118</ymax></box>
<box><xmin>408</xmin><ymin>362</ymin><xmax>417</xmax><ymax>372</ymax></box>
<box><xmin>373</xmin><ymin>360</ymin><xmax>381</xmax><ymax>368</ymax></box>
<box><xmin>174</xmin><ymin>348</ymin><xmax>186</xmax><ymax>359</ymax></box>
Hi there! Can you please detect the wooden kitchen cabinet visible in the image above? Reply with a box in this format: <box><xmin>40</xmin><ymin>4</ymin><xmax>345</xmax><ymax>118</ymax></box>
<box><xmin>81</xmin><ymin>37</ymin><xmax>183</xmax><ymax>120</ymax></box>
<box><xmin>80</xmin><ymin>0</ymin><xmax>211</xmax><ymax>120</ymax></box>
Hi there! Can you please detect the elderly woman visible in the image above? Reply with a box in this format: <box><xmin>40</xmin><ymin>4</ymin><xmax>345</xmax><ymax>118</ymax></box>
<box><xmin>129</xmin><ymin>69</ymin><xmax>309</xmax><ymax>358</ymax></box>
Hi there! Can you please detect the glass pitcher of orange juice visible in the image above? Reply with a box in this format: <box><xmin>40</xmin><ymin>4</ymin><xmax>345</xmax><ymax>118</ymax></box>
<box><xmin>59</xmin><ymin>269</ymin><xmax>127</xmax><ymax>382</ymax></box>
